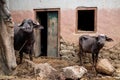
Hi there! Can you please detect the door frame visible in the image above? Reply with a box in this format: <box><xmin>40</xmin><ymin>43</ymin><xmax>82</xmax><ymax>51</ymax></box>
<box><xmin>34</xmin><ymin>8</ymin><xmax>60</xmax><ymax>57</ymax></box>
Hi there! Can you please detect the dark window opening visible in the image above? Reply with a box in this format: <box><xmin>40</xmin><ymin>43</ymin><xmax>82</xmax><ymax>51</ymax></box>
<box><xmin>36</xmin><ymin>12</ymin><xmax>47</xmax><ymax>56</ymax></box>
<box><xmin>78</xmin><ymin>10</ymin><xmax>95</xmax><ymax>31</ymax></box>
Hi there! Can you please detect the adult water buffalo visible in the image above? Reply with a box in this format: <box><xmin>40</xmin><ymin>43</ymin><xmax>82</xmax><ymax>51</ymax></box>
<box><xmin>79</xmin><ymin>34</ymin><xmax>113</xmax><ymax>67</ymax></box>
<box><xmin>14</xmin><ymin>19</ymin><xmax>43</xmax><ymax>64</ymax></box>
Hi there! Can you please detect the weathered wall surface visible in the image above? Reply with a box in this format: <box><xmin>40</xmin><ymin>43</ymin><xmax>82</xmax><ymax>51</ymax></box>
<box><xmin>60</xmin><ymin>8</ymin><xmax>120</xmax><ymax>48</ymax></box>
<box><xmin>8</xmin><ymin>0</ymin><xmax>120</xmax><ymax>10</ymax></box>
<box><xmin>11</xmin><ymin>10</ymin><xmax>34</xmax><ymax>23</ymax></box>
<box><xmin>8</xmin><ymin>0</ymin><xmax>120</xmax><ymax>48</ymax></box>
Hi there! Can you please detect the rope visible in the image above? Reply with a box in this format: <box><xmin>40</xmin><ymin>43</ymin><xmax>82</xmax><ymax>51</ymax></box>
<box><xmin>18</xmin><ymin>40</ymin><xmax>28</xmax><ymax>52</ymax></box>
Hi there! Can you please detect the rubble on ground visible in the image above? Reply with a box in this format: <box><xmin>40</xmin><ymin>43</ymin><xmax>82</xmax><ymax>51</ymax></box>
<box><xmin>1</xmin><ymin>38</ymin><xmax>120</xmax><ymax>80</ymax></box>
<box><xmin>96</xmin><ymin>59</ymin><xmax>115</xmax><ymax>75</ymax></box>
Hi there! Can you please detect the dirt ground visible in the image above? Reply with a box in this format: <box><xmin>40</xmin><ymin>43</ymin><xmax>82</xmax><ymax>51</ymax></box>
<box><xmin>1</xmin><ymin>43</ymin><xmax>120</xmax><ymax>80</ymax></box>
<box><xmin>12</xmin><ymin>57</ymin><xmax>77</xmax><ymax>80</ymax></box>
<box><xmin>2</xmin><ymin>57</ymin><xmax>117</xmax><ymax>80</ymax></box>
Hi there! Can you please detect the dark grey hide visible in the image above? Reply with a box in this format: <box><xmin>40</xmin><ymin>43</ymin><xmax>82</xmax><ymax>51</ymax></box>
<box><xmin>14</xmin><ymin>19</ymin><xmax>43</xmax><ymax>64</ymax></box>
<box><xmin>79</xmin><ymin>34</ymin><xmax>113</xmax><ymax>66</ymax></box>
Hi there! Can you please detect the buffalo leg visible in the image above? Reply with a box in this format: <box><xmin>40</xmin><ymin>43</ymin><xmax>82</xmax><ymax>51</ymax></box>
<box><xmin>92</xmin><ymin>53</ymin><xmax>95</xmax><ymax>66</ymax></box>
<box><xmin>92</xmin><ymin>52</ymin><xmax>99</xmax><ymax>76</ymax></box>
<box><xmin>92</xmin><ymin>53</ymin><xmax>97</xmax><ymax>71</ymax></box>
<box><xmin>95</xmin><ymin>52</ymin><xmax>99</xmax><ymax>76</ymax></box>
<box><xmin>19</xmin><ymin>51</ymin><xmax>23</xmax><ymax>64</ymax></box>
<box><xmin>95</xmin><ymin>52</ymin><xmax>99</xmax><ymax>66</ymax></box>
<box><xmin>79</xmin><ymin>50</ymin><xmax>83</xmax><ymax>65</ymax></box>
<box><xmin>29</xmin><ymin>50</ymin><xmax>33</xmax><ymax>61</ymax></box>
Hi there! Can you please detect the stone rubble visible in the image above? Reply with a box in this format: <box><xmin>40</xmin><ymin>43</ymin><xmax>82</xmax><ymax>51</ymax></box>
<box><xmin>96</xmin><ymin>59</ymin><xmax>115</xmax><ymax>75</ymax></box>
<box><xmin>21</xmin><ymin>60</ymin><xmax>59</xmax><ymax>80</ymax></box>
<box><xmin>59</xmin><ymin>37</ymin><xmax>120</xmax><ymax>79</ymax></box>
<box><xmin>61</xmin><ymin>65</ymin><xmax>87</xmax><ymax>79</ymax></box>
<box><xmin>12</xmin><ymin>38</ymin><xmax>120</xmax><ymax>80</ymax></box>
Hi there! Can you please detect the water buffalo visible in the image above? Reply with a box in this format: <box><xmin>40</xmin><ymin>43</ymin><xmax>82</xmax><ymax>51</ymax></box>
<box><xmin>79</xmin><ymin>34</ymin><xmax>113</xmax><ymax>67</ymax></box>
<box><xmin>14</xmin><ymin>19</ymin><xmax>43</xmax><ymax>64</ymax></box>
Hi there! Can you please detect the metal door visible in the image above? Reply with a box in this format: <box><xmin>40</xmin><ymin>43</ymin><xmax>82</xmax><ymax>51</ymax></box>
<box><xmin>47</xmin><ymin>11</ymin><xmax>58</xmax><ymax>57</ymax></box>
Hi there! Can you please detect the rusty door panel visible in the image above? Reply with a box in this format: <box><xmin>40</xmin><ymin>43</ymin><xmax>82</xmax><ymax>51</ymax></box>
<box><xmin>47</xmin><ymin>12</ymin><xmax>58</xmax><ymax>57</ymax></box>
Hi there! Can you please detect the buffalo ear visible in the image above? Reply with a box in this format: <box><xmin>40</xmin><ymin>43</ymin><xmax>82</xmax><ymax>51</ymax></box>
<box><xmin>106</xmin><ymin>36</ymin><xmax>113</xmax><ymax>42</ymax></box>
<box><xmin>35</xmin><ymin>25</ymin><xmax>44</xmax><ymax>29</ymax></box>
<box><xmin>33</xmin><ymin>21</ymin><xmax>44</xmax><ymax>29</ymax></box>
<box><xmin>18</xmin><ymin>22</ymin><xmax>24</xmax><ymax>27</ymax></box>
<box><xmin>18</xmin><ymin>19</ymin><xmax>25</xmax><ymax>27</ymax></box>
<box><xmin>82</xmin><ymin>36</ymin><xmax>88</xmax><ymax>40</ymax></box>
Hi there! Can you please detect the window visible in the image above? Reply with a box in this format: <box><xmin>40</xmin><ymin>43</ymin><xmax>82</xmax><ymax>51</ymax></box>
<box><xmin>76</xmin><ymin>7</ymin><xmax>97</xmax><ymax>32</ymax></box>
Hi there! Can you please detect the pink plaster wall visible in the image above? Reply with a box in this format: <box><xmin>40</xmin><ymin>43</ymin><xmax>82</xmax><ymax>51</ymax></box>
<box><xmin>11</xmin><ymin>10</ymin><xmax>35</xmax><ymax>23</ymax></box>
<box><xmin>60</xmin><ymin>9</ymin><xmax>120</xmax><ymax>48</ymax></box>
<box><xmin>97</xmin><ymin>9</ymin><xmax>120</xmax><ymax>48</ymax></box>
<box><xmin>11</xmin><ymin>9</ymin><xmax>120</xmax><ymax>48</ymax></box>
<box><xmin>60</xmin><ymin>9</ymin><xmax>76</xmax><ymax>43</ymax></box>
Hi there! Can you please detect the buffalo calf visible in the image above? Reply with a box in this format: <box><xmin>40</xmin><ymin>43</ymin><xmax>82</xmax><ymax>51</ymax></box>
<box><xmin>79</xmin><ymin>34</ymin><xmax>113</xmax><ymax>67</ymax></box>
